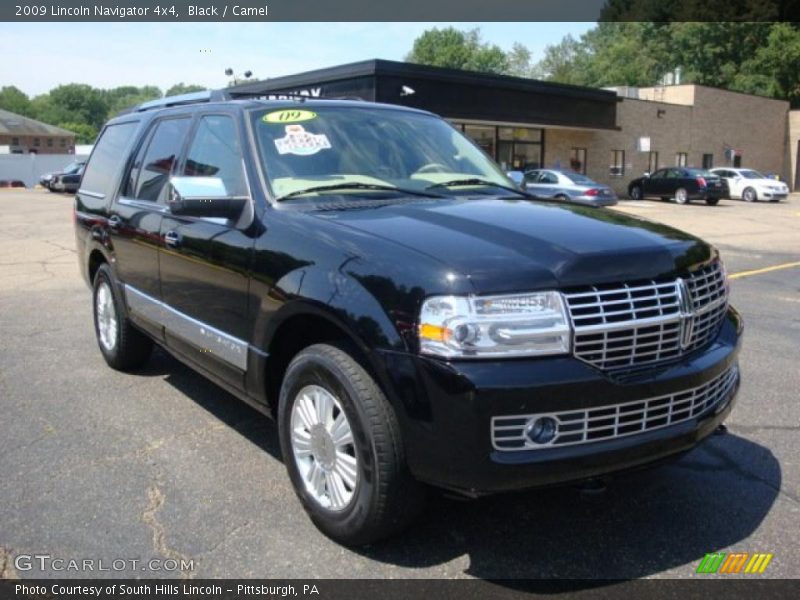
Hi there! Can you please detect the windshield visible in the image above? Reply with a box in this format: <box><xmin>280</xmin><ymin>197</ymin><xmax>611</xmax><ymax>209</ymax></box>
<box><xmin>687</xmin><ymin>168</ymin><xmax>716</xmax><ymax>178</ymax></box>
<box><xmin>62</xmin><ymin>161</ymin><xmax>81</xmax><ymax>174</ymax></box>
<box><xmin>740</xmin><ymin>169</ymin><xmax>764</xmax><ymax>179</ymax></box>
<box><xmin>250</xmin><ymin>105</ymin><xmax>512</xmax><ymax>200</ymax></box>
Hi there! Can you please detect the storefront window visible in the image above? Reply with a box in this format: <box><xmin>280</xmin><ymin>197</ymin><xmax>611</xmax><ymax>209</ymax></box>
<box><xmin>498</xmin><ymin>127</ymin><xmax>542</xmax><ymax>143</ymax></box>
<box><xmin>676</xmin><ymin>152</ymin><xmax>688</xmax><ymax>167</ymax></box>
<box><xmin>702</xmin><ymin>153</ymin><xmax>714</xmax><ymax>169</ymax></box>
<box><xmin>648</xmin><ymin>151</ymin><xmax>659</xmax><ymax>173</ymax></box>
<box><xmin>570</xmin><ymin>147</ymin><xmax>587</xmax><ymax>174</ymax></box>
<box><xmin>464</xmin><ymin>125</ymin><xmax>496</xmax><ymax>158</ymax></box>
<box><xmin>610</xmin><ymin>150</ymin><xmax>625</xmax><ymax>176</ymax></box>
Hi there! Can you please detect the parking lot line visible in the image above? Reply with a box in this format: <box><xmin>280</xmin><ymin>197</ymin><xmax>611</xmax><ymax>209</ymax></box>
<box><xmin>729</xmin><ymin>261</ymin><xmax>800</xmax><ymax>280</ymax></box>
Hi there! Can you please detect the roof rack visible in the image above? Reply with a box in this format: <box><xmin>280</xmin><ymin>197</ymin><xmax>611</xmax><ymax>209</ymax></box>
<box><xmin>126</xmin><ymin>89</ymin><xmax>366</xmax><ymax>115</ymax></box>
<box><xmin>134</xmin><ymin>89</ymin><xmax>228</xmax><ymax>112</ymax></box>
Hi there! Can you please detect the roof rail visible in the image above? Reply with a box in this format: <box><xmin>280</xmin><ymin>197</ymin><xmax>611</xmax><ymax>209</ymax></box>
<box><xmin>135</xmin><ymin>90</ymin><xmax>225</xmax><ymax>112</ymax></box>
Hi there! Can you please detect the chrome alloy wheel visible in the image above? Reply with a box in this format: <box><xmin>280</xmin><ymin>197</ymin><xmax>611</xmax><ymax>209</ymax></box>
<box><xmin>290</xmin><ymin>385</ymin><xmax>359</xmax><ymax>511</ymax></box>
<box><xmin>96</xmin><ymin>282</ymin><xmax>118</xmax><ymax>352</ymax></box>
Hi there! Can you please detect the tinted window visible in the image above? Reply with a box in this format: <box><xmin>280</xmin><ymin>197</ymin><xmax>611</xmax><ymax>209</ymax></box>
<box><xmin>130</xmin><ymin>118</ymin><xmax>191</xmax><ymax>202</ymax></box>
<box><xmin>80</xmin><ymin>122</ymin><xmax>139</xmax><ymax>195</ymax></box>
<box><xmin>523</xmin><ymin>170</ymin><xmax>540</xmax><ymax>183</ymax></box>
<box><xmin>651</xmin><ymin>169</ymin><xmax>667</xmax><ymax>179</ymax></box>
<box><xmin>183</xmin><ymin>115</ymin><xmax>247</xmax><ymax>196</ymax></box>
<box><xmin>563</xmin><ymin>172</ymin><xmax>594</xmax><ymax>185</ymax></box>
<box><xmin>539</xmin><ymin>171</ymin><xmax>559</xmax><ymax>184</ymax></box>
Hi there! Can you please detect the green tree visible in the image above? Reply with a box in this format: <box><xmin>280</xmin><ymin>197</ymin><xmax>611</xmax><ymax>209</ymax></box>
<box><xmin>0</xmin><ymin>86</ymin><xmax>33</xmax><ymax>116</ymax></box>
<box><xmin>57</xmin><ymin>121</ymin><xmax>98</xmax><ymax>144</ymax></box>
<box><xmin>406</xmin><ymin>27</ymin><xmax>509</xmax><ymax>74</ymax></box>
<box><xmin>104</xmin><ymin>85</ymin><xmax>161</xmax><ymax>114</ymax></box>
<box><xmin>44</xmin><ymin>84</ymin><xmax>110</xmax><ymax>130</ymax></box>
<box><xmin>165</xmin><ymin>83</ymin><xmax>206</xmax><ymax>97</ymax></box>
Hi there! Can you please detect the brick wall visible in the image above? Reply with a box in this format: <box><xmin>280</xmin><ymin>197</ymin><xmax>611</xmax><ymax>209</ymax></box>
<box><xmin>0</xmin><ymin>134</ymin><xmax>75</xmax><ymax>155</ymax></box>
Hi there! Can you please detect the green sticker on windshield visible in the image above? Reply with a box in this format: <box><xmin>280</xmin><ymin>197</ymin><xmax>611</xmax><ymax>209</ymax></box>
<box><xmin>263</xmin><ymin>109</ymin><xmax>317</xmax><ymax>124</ymax></box>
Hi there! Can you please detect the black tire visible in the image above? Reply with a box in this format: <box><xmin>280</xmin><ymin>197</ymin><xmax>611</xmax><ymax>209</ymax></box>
<box><xmin>278</xmin><ymin>343</ymin><xmax>425</xmax><ymax>545</ymax></box>
<box><xmin>675</xmin><ymin>188</ymin><xmax>690</xmax><ymax>204</ymax></box>
<box><xmin>705</xmin><ymin>197</ymin><xmax>720</xmax><ymax>206</ymax></box>
<box><xmin>742</xmin><ymin>187</ymin><xmax>757</xmax><ymax>202</ymax></box>
<box><xmin>629</xmin><ymin>185</ymin><xmax>642</xmax><ymax>200</ymax></box>
<box><xmin>92</xmin><ymin>264</ymin><xmax>153</xmax><ymax>371</ymax></box>
<box><xmin>555</xmin><ymin>194</ymin><xmax>569</xmax><ymax>201</ymax></box>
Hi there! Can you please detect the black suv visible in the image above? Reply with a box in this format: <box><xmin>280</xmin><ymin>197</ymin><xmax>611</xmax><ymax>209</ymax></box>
<box><xmin>74</xmin><ymin>91</ymin><xmax>742</xmax><ymax>545</ymax></box>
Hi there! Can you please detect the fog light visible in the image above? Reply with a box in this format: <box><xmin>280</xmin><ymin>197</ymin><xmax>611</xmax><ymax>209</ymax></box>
<box><xmin>525</xmin><ymin>416</ymin><xmax>557</xmax><ymax>444</ymax></box>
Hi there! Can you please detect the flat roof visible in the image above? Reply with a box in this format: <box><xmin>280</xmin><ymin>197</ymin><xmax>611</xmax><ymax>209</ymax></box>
<box><xmin>229</xmin><ymin>59</ymin><xmax>618</xmax><ymax>104</ymax></box>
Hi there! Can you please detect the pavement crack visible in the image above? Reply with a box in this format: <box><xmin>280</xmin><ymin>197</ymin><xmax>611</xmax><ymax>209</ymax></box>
<box><xmin>141</xmin><ymin>485</ymin><xmax>195</xmax><ymax>580</ymax></box>
<box><xmin>0</xmin><ymin>546</ymin><xmax>20</xmax><ymax>580</ymax></box>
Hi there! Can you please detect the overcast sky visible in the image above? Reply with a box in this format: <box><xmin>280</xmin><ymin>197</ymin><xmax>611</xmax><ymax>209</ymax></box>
<box><xmin>1</xmin><ymin>22</ymin><xmax>594</xmax><ymax>96</ymax></box>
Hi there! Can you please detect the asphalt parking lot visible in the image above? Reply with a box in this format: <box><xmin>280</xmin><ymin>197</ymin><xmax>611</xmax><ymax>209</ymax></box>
<box><xmin>1</xmin><ymin>190</ymin><xmax>798</xmax><ymax>582</ymax></box>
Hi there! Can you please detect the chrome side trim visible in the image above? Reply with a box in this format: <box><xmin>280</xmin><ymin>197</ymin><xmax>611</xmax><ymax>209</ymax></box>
<box><xmin>118</xmin><ymin>197</ymin><xmax>169</xmax><ymax>213</ymax></box>
<box><xmin>124</xmin><ymin>285</ymin><xmax>248</xmax><ymax>371</ymax></box>
<box><xmin>78</xmin><ymin>189</ymin><xmax>106</xmax><ymax>199</ymax></box>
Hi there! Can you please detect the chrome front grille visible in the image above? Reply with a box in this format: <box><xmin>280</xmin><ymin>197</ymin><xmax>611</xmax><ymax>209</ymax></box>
<box><xmin>491</xmin><ymin>365</ymin><xmax>738</xmax><ymax>451</ymax></box>
<box><xmin>564</xmin><ymin>261</ymin><xmax>728</xmax><ymax>370</ymax></box>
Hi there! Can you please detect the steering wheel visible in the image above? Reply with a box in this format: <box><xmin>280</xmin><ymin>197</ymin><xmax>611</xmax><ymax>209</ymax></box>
<box><xmin>415</xmin><ymin>163</ymin><xmax>450</xmax><ymax>174</ymax></box>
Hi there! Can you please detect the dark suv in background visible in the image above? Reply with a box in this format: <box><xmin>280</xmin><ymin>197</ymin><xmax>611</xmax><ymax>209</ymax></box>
<box><xmin>74</xmin><ymin>91</ymin><xmax>742</xmax><ymax>545</ymax></box>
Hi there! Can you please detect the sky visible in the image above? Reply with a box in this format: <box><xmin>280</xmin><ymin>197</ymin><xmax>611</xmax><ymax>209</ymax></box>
<box><xmin>0</xmin><ymin>22</ymin><xmax>595</xmax><ymax>96</ymax></box>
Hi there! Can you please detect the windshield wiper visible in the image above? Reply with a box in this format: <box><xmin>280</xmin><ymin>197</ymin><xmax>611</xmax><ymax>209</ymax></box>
<box><xmin>275</xmin><ymin>182</ymin><xmax>445</xmax><ymax>202</ymax></box>
<box><xmin>425</xmin><ymin>178</ymin><xmax>532</xmax><ymax>198</ymax></box>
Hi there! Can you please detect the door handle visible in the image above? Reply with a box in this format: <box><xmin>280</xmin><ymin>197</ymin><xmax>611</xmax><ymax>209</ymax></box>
<box><xmin>164</xmin><ymin>230</ymin><xmax>181</xmax><ymax>248</ymax></box>
<box><xmin>108</xmin><ymin>214</ymin><xmax>121</xmax><ymax>230</ymax></box>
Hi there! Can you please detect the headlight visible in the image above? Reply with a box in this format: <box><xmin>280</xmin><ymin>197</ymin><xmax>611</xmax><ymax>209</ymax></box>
<box><xmin>418</xmin><ymin>292</ymin><xmax>571</xmax><ymax>358</ymax></box>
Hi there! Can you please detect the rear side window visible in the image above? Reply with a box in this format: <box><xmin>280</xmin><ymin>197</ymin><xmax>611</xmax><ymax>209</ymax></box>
<box><xmin>80</xmin><ymin>122</ymin><xmax>138</xmax><ymax>195</ymax></box>
<box><xmin>126</xmin><ymin>117</ymin><xmax>191</xmax><ymax>202</ymax></box>
<box><xmin>183</xmin><ymin>115</ymin><xmax>247</xmax><ymax>196</ymax></box>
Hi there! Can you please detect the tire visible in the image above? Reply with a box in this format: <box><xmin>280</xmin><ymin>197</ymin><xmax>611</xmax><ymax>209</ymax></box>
<box><xmin>629</xmin><ymin>185</ymin><xmax>642</xmax><ymax>200</ymax></box>
<box><xmin>675</xmin><ymin>188</ymin><xmax>690</xmax><ymax>204</ymax></box>
<box><xmin>554</xmin><ymin>194</ymin><xmax>569</xmax><ymax>202</ymax></box>
<box><xmin>278</xmin><ymin>343</ymin><xmax>425</xmax><ymax>545</ymax></box>
<box><xmin>92</xmin><ymin>264</ymin><xmax>153</xmax><ymax>371</ymax></box>
<box><xmin>705</xmin><ymin>197</ymin><xmax>720</xmax><ymax>206</ymax></box>
<box><xmin>742</xmin><ymin>187</ymin><xmax>757</xmax><ymax>202</ymax></box>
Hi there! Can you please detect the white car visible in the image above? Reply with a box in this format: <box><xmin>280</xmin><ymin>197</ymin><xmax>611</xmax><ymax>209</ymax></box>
<box><xmin>710</xmin><ymin>168</ymin><xmax>789</xmax><ymax>202</ymax></box>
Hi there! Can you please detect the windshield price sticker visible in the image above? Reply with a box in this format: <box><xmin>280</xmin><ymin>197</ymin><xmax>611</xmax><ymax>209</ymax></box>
<box><xmin>263</xmin><ymin>109</ymin><xmax>318</xmax><ymax>124</ymax></box>
<box><xmin>274</xmin><ymin>125</ymin><xmax>332</xmax><ymax>156</ymax></box>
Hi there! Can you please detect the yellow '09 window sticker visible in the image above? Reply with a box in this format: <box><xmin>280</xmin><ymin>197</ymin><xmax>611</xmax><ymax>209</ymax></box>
<box><xmin>263</xmin><ymin>109</ymin><xmax>317</xmax><ymax>124</ymax></box>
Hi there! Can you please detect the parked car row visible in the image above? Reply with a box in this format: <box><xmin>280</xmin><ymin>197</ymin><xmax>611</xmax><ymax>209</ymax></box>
<box><xmin>709</xmin><ymin>167</ymin><xmax>789</xmax><ymax>202</ymax></box>
<box><xmin>40</xmin><ymin>161</ymin><xmax>85</xmax><ymax>193</ymax></box>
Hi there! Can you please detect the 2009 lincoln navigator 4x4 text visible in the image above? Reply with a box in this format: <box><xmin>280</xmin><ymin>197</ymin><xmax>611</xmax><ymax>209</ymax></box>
<box><xmin>74</xmin><ymin>90</ymin><xmax>742</xmax><ymax>545</ymax></box>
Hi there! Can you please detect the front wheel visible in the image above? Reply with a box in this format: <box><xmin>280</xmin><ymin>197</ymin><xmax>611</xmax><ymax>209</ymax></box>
<box><xmin>278</xmin><ymin>343</ymin><xmax>425</xmax><ymax>545</ymax></box>
<box><xmin>675</xmin><ymin>188</ymin><xmax>690</xmax><ymax>204</ymax></box>
<box><xmin>742</xmin><ymin>187</ymin><xmax>757</xmax><ymax>202</ymax></box>
<box><xmin>705</xmin><ymin>197</ymin><xmax>720</xmax><ymax>206</ymax></box>
<box><xmin>629</xmin><ymin>185</ymin><xmax>642</xmax><ymax>200</ymax></box>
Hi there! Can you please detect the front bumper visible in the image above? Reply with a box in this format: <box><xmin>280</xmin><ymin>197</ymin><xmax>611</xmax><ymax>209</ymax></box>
<box><xmin>388</xmin><ymin>307</ymin><xmax>742</xmax><ymax>495</ymax></box>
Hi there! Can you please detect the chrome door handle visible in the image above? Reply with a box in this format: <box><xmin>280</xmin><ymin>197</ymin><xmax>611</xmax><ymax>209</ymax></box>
<box><xmin>164</xmin><ymin>230</ymin><xmax>181</xmax><ymax>248</ymax></box>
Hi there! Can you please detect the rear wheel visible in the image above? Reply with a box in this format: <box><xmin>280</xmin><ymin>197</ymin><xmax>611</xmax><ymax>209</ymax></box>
<box><xmin>742</xmin><ymin>187</ymin><xmax>757</xmax><ymax>202</ymax></box>
<box><xmin>554</xmin><ymin>194</ymin><xmax>569</xmax><ymax>201</ymax></box>
<box><xmin>675</xmin><ymin>188</ymin><xmax>690</xmax><ymax>204</ymax></box>
<box><xmin>705</xmin><ymin>197</ymin><xmax>720</xmax><ymax>206</ymax></box>
<box><xmin>629</xmin><ymin>185</ymin><xmax>642</xmax><ymax>200</ymax></box>
<box><xmin>278</xmin><ymin>343</ymin><xmax>425</xmax><ymax>545</ymax></box>
<box><xmin>92</xmin><ymin>264</ymin><xmax>153</xmax><ymax>370</ymax></box>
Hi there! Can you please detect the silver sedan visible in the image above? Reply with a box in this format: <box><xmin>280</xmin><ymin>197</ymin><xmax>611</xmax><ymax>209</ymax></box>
<box><xmin>522</xmin><ymin>169</ymin><xmax>618</xmax><ymax>207</ymax></box>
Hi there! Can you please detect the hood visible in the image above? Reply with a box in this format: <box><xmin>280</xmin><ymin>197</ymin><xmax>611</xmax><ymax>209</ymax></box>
<box><xmin>311</xmin><ymin>197</ymin><xmax>713</xmax><ymax>294</ymax></box>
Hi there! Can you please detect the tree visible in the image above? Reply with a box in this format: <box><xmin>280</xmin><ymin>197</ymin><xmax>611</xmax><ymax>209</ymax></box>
<box><xmin>104</xmin><ymin>86</ymin><xmax>161</xmax><ymax>114</ymax></box>
<box><xmin>45</xmin><ymin>84</ymin><xmax>110</xmax><ymax>130</ymax></box>
<box><xmin>0</xmin><ymin>86</ymin><xmax>33</xmax><ymax>117</ymax></box>
<box><xmin>57</xmin><ymin>121</ymin><xmax>98</xmax><ymax>144</ymax></box>
<box><xmin>165</xmin><ymin>83</ymin><xmax>206</xmax><ymax>97</ymax></box>
<box><xmin>406</xmin><ymin>27</ymin><xmax>509</xmax><ymax>74</ymax></box>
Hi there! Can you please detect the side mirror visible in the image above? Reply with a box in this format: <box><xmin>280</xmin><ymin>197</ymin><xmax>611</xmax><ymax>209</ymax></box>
<box><xmin>643</xmin><ymin>171</ymin><xmax>651</xmax><ymax>178</ymax></box>
<box><xmin>506</xmin><ymin>171</ymin><xmax>524</xmax><ymax>186</ymax></box>
<box><xmin>168</xmin><ymin>176</ymin><xmax>246</xmax><ymax>219</ymax></box>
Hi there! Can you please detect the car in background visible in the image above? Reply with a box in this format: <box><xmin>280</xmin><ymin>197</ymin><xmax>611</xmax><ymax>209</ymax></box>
<box><xmin>628</xmin><ymin>167</ymin><xmax>724</xmax><ymax>205</ymax></box>
<box><xmin>40</xmin><ymin>161</ymin><xmax>85</xmax><ymax>191</ymax></box>
<box><xmin>710</xmin><ymin>167</ymin><xmax>789</xmax><ymax>202</ymax></box>
<box><xmin>0</xmin><ymin>180</ymin><xmax>26</xmax><ymax>189</ymax></box>
<box><xmin>49</xmin><ymin>163</ymin><xmax>85</xmax><ymax>193</ymax></box>
<box><xmin>522</xmin><ymin>169</ymin><xmax>617</xmax><ymax>206</ymax></box>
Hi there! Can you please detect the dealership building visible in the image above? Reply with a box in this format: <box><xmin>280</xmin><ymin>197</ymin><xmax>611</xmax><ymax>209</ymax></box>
<box><xmin>229</xmin><ymin>59</ymin><xmax>799</xmax><ymax>193</ymax></box>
